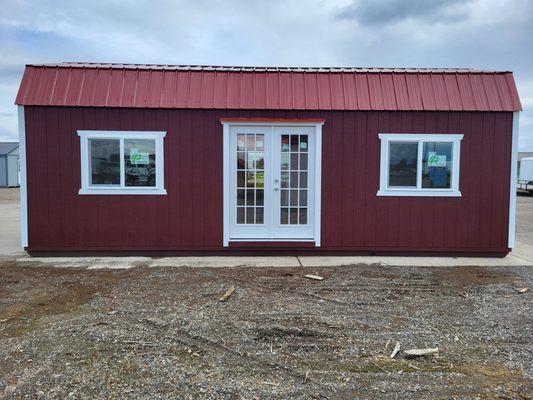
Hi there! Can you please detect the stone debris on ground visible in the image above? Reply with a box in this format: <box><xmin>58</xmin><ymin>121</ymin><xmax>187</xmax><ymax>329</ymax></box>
<box><xmin>0</xmin><ymin>262</ymin><xmax>531</xmax><ymax>399</ymax></box>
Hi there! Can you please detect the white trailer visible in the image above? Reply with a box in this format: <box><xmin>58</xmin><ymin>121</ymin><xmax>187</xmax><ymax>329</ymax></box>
<box><xmin>518</xmin><ymin>157</ymin><xmax>533</xmax><ymax>194</ymax></box>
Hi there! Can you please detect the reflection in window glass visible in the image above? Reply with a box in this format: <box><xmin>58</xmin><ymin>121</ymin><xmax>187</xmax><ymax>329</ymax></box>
<box><xmin>89</xmin><ymin>139</ymin><xmax>120</xmax><ymax>185</ymax></box>
<box><xmin>388</xmin><ymin>142</ymin><xmax>418</xmax><ymax>187</ymax></box>
<box><xmin>124</xmin><ymin>139</ymin><xmax>156</xmax><ymax>187</ymax></box>
<box><xmin>422</xmin><ymin>142</ymin><xmax>452</xmax><ymax>188</ymax></box>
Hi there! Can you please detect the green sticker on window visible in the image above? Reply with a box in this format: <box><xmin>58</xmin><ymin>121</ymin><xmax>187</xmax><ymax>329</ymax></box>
<box><xmin>130</xmin><ymin>148</ymin><xmax>149</xmax><ymax>164</ymax></box>
<box><xmin>428</xmin><ymin>151</ymin><xmax>446</xmax><ymax>167</ymax></box>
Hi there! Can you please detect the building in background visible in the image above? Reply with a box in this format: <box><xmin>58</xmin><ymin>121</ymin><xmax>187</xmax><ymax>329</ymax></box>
<box><xmin>0</xmin><ymin>142</ymin><xmax>19</xmax><ymax>187</ymax></box>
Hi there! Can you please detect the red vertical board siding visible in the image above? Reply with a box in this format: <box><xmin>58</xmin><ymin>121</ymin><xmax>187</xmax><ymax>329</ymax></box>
<box><xmin>24</xmin><ymin>106</ymin><xmax>512</xmax><ymax>253</ymax></box>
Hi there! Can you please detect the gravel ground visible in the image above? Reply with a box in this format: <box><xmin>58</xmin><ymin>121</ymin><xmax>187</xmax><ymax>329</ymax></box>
<box><xmin>0</xmin><ymin>262</ymin><xmax>531</xmax><ymax>399</ymax></box>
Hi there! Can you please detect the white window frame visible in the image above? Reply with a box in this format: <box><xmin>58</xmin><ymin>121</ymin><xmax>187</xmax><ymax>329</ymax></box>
<box><xmin>377</xmin><ymin>133</ymin><xmax>463</xmax><ymax>197</ymax></box>
<box><xmin>78</xmin><ymin>130</ymin><xmax>166</xmax><ymax>195</ymax></box>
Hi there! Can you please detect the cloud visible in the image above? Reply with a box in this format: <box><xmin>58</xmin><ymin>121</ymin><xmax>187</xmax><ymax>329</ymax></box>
<box><xmin>336</xmin><ymin>0</ymin><xmax>472</xmax><ymax>25</ymax></box>
<box><xmin>0</xmin><ymin>0</ymin><xmax>531</xmax><ymax>151</ymax></box>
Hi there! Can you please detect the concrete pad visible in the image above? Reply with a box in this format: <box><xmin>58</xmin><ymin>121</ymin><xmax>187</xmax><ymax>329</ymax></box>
<box><xmin>17</xmin><ymin>257</ymin><xmax>152</xmax><ymax>269</ymax></box>
<box><xmin>0</xmin><ymin>188</ymin><xmax>25</xmax><ymax>259</ymax></box>
<box><xmin>298</xmin><ymin>254</ymin><xmax>533</xmax><ymax>268</ymax></box>
<box><xmin>150</xmin><ymin>256</ymin><xmax>301</xmax><ymax>268</ymax></box>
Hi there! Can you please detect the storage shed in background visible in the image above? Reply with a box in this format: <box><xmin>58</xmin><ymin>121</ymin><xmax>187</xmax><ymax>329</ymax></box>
<box><xmin>0</xmin><ymin>142</ymin><xmax>19</xmax><ymax>188</ymax></box>
<box><xmin>15</xmin><ymin>63</ymin><xmax>521</xmax><ymax>256</ymax></box>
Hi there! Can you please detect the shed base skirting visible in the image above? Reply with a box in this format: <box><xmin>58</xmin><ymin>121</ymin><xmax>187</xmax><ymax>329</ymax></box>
<box><xmin>25</xmin><ymin>247</ymin><xmax>511</xmax><ymax>258</ymax></box>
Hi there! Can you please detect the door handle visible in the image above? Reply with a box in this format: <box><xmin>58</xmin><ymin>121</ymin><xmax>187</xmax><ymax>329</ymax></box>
<box><xmin>274</xmin><ymin>178</ymin><xmax>279</xmax><ymax>191</ymax></box>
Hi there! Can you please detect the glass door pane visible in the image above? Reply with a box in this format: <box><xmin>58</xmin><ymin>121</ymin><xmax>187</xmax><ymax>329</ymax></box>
<box><xmin>236</xmin><ymin>132</ymin><xmax>265</xmax><ymax>225</ymax></box>
<box><xmin>279</xmin><ymin>133</ymin><xmax>308</xmax><ymax>225</ymax></box>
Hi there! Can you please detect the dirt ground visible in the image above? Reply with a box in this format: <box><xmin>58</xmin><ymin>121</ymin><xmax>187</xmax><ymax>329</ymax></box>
<box><xmin>0</xmin><ymin>261</ymin><xmax>531</xmax><ymax>399</ymax></box>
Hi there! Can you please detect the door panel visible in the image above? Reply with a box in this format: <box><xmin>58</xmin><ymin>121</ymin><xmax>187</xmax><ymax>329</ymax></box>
<box><xmin>229</xmin><ymin>126</ymin><xmax>271</xmax><ymax>239</ymax></box>
<box><xmin>228</xmin><ymin>125</ymin><xmax>315</xmax><ymax>241</ymax></box>
<box><xmin>272</xmin><ymin>126</ymin><xmax>315</xmax><ymax>239</ymax></box>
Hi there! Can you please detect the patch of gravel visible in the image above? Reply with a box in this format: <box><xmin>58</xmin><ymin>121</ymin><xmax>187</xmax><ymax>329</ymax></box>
<box><xmin>0</xmin><ymin>263</ymin><xmax>531</xmax><ymax>399</ymax></box>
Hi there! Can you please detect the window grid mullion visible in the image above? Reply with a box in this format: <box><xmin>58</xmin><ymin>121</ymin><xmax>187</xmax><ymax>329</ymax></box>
<box><xmin>119</xmin><ymin>138</ymin><xmax>125</xmax><ymax>188</ymax></box>
<box><xmin>416</xmin><ymin>140</ymin><xmax>423</xmax><ymax>189</ymax></box>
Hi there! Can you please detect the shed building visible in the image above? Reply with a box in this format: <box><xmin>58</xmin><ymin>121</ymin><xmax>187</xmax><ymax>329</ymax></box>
<box><xmin>15</xmin><ymin>63</ymin><xmax>521</xmax><ymax>256</ymax></box>
<box><xmin>0</xmin><ymin>142</ymin><xmax>19</xmax><ymax>187</ymax></box>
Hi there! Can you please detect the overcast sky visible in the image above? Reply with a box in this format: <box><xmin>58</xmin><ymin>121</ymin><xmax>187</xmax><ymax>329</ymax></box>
<box><xmin>1</xmin><ymin>0</ymin><xmax>531</xmax><ymax>150</ymax></box>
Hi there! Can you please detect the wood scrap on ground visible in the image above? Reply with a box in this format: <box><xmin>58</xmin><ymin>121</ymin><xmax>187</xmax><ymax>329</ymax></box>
<box><xmin>515</xmin><ymin>287</ymin><xmax>529</xmax><ymax>293</ymax></box>
<box><xmin>304</xmin><ymin>274</ymin><xmax>324</xmax><ymax>281</ymax></box>
<box><xmin>219</xmin><ymin>286</ymin><xmax>236</xmax><ymax>302</ymax></box>
<box><xmin>390</xmin><ymin>341</ymin><xmax>401</xmax><ymax>358</ymax></box>
<box><xmin>404</xmin><ymin>347</ymin><xmax>439</xmax><ymax>357</ymax></box>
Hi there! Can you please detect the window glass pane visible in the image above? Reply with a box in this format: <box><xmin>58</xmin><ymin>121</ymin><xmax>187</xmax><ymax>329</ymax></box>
<box><xmin>300</xmin><ymin>135</ymin><xmax>308</xmax><ymax>152</ymax></box>
<box><xmin>124</xmin><ymin>139</ymin><xmax>156</xmax><ymax>187</ymax></box>
<box><xmin>237</xmin><ymin>152</ymin><xmax>246</xmax><ymax>169</ymax></box>
<box><xmin>246</xmin><ymin>189</ymin><xmax>255</xmax><ymax>205</ymax></box>
<box><xmin>280</xmin><ymin>189</ymin><xmax>288</xmax><ymax>206</ymax></box>
<box><xmin>256</xmin><ymin>207</ymin><xmax>264</xmax><ymax>224</ymax></box>
<box><xmin>290</xmin><ymin>135</ymin><xmax>299</xmax><ymax>152</ymax></box>
<box><xmin>422</xmin><ymin>142</ymin><xmax>452</xmax><ymax>189</ymax></box>
<box><xmin>281</xmin><ymin>153</ymin><xmax>289</xmax><ymax>170</ymax></box>
<box><xmin>237</xmin><ymin>189</ymin><xmax>245</xmax><ymax>206</ymax></box>
<box><xmin>290</xmin><ymin>172</ymin><xmax>298</xmax><ymax>188</ymax></box>
<box><xmin>280</xmin><ymin>208</ymin><xmax>288</xmax><ymax>224</ymax></box>
<box><xmin>237</xmin><ymin>134</ymin><xmax>246</xmax><ymax>151</ymax></box>
<box><xmin>89</xmin><ymin>139</ymin><xmax>120</xmax><ymax>185</ymax></box>
<box><xmin>290</xmin><ymin>189</ymin><xmax>298</xmax><ymax>206</ymax></box>
<box><xmin>256</xmin><ymin>189</ymin><xmax>264</xmax><ymax>206</ymax></box>
<box><xmin>290</xmin><ymin>208</ymin><xmax>298</xmax><ymax>224</ymax></box>
<box><xmin>237</xmin><ymin>207</ymin><xmax>245</xmax><ymax>224</ymax></box>
<box><xmin>290</xmin><ymin>153</ymin><xmax>299</xmax><ymax>170</ymax></box>
<box><xmin>300</xmin><ymin>153</ymin><xmax>308</xmax><ymax>170</ymax></box>
<box><xmin>388</xmin><ymin>142</ymin><xmax>418</xmax><ymax>187</ymax></box>
<box><xmin>299</xmin><ymin>208</ymin><xmax>307</xmax><ymax>224</ymax></box>
<box><xmin>246</xmin><ymin>207</ymin><xmax>255</xmax><ymax>224</ymax></box>
<box><xmin>299</xmin><ymin>190</ymin><xmax>307</xmax><ymax>206</ymax></box>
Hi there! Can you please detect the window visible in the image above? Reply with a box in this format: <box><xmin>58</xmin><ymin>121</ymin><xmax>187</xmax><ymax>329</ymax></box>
<box><xmin>78</xmin><ymin>131</ymin><xmax>166</xmax><ymax>195</ymax></box>
<box><xmin>378</xmin><ymin>133</ymin><xmax>463</xmax><ymax>197</ymax></box>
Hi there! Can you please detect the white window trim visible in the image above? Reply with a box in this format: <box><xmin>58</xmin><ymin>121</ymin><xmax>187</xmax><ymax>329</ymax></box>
<box><xmin>77</xmin><ymin>130</ymin><xmax>167</xmax><ymax>195</ymax></box>
<box><xmin>377</xmin><ymin>133</ymin><xmax>463</xmax><ymax>197</ymax></box>
<box><xmin>221</xmin><ymin>121</ymin><xmax>323</xmax><ymax>247</ymax></box>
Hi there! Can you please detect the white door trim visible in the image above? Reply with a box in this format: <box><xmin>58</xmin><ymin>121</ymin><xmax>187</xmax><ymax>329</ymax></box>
<box><xmin>221</xmin><ymin>120</ymin><xmax>324</xmax><ymax>247</ymax></box>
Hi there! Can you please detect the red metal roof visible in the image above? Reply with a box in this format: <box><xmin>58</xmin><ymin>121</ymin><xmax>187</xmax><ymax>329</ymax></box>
<box><xmin>15</xmin><ymin>63</ymin><xmax>522</xmax><ymax>112</ymax></box>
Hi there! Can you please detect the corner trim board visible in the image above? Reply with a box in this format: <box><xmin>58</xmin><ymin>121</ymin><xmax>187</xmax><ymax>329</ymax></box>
<box><xmin>18</xmin><ymin>106</ymin><xmax>28</xmax><ymax>248</ymax></box>
<box><xmin>508</xmin><ymin>112</ymin><xmax>519</xmax><ymax>248</ymax></box>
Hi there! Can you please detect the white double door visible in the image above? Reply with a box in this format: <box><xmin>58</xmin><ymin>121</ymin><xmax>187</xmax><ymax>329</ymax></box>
<box><xmin>228</xmin><ymin>125</ymin><xmax>316</xmax><ymax>241</ymax></box>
